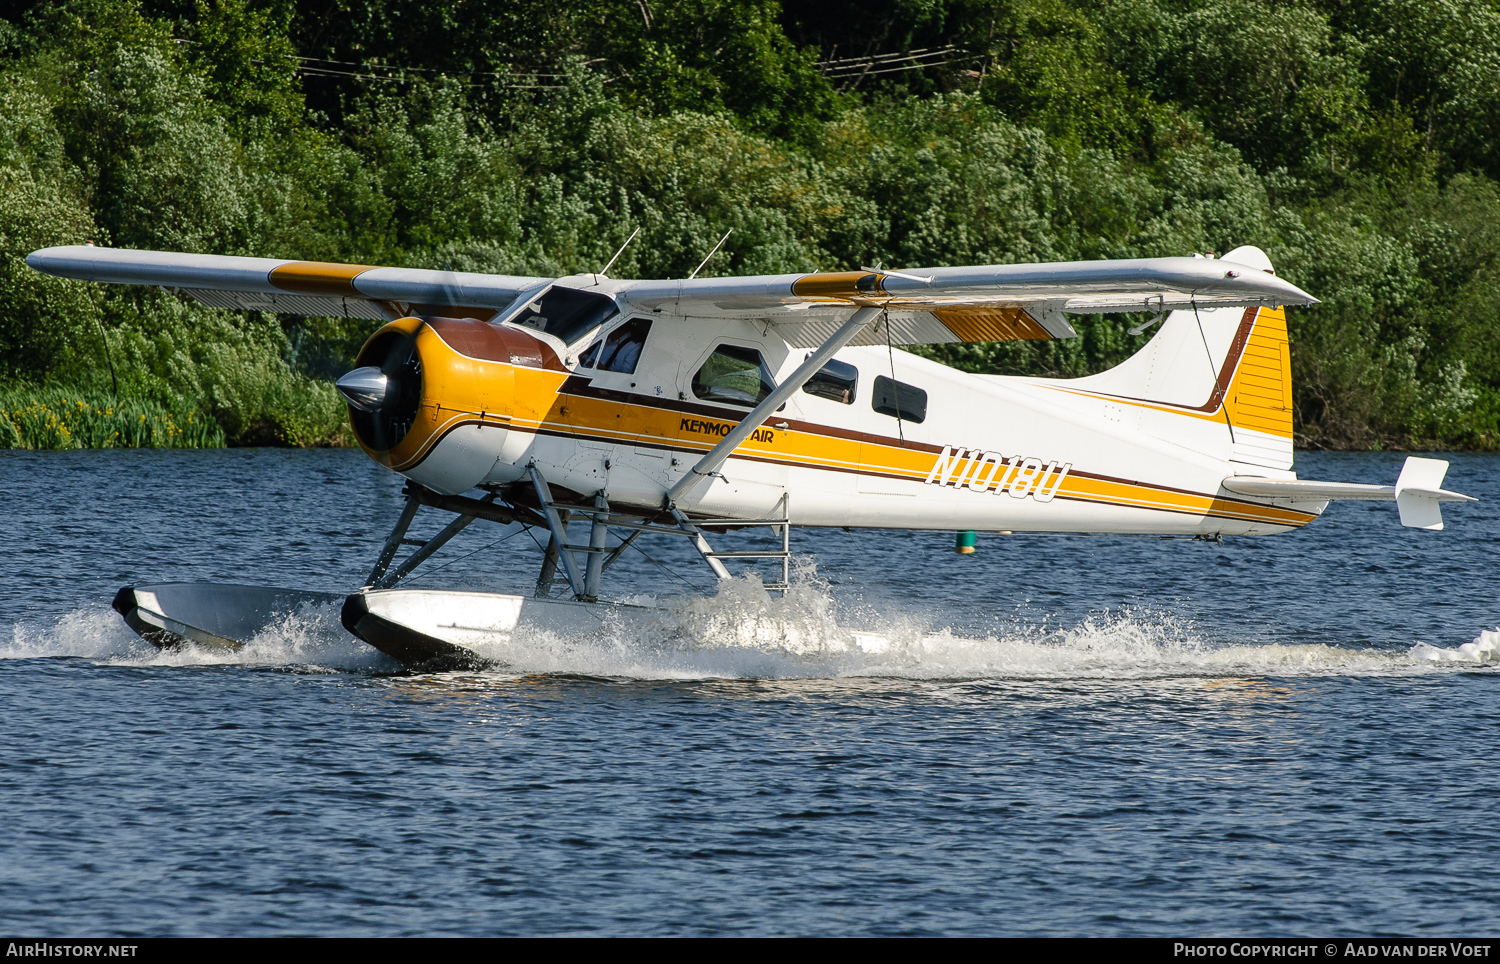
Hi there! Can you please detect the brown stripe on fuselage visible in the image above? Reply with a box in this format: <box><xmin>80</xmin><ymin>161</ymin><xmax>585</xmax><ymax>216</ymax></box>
<box><xmin>1049</xmin><ymin>492</ymin><xmax>1312</xmax><ymax>526</ymax></box>
<box><xmin>500</xmin><ymin>418</ymin><xmax>1313</xmax><ymax>527</ymax></box>
<box><xmin>547</xmin><ymin>377</ymin><xmax>1309</xmax><ymax>522</ymax></box>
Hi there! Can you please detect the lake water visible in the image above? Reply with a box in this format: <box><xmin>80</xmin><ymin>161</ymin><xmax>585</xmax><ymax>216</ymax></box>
<box><xmin>2</xmin><ymin>448</ymin><xmax>1497</xmax><ymax>936</ymax></box>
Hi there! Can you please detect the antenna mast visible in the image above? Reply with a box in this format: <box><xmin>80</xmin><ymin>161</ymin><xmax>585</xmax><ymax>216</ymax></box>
<box><xmin>688</xmin><ymin>229</ymin><xmax>733</xmax><ymax>280</ymax></box>
<box><xmin>597</xmin><ymin>227</ymin><xmax>641</xmax><ymax>279</ymax></box>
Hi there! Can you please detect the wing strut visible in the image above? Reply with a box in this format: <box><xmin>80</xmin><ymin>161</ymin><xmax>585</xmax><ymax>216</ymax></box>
<box><xmin>666</xmin><ymin>306</ymin><xmax>882</xmax><ymax>506</ymax></box>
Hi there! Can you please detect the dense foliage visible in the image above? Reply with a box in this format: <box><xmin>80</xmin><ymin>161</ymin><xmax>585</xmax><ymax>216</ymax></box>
<box><xmin>0</xmin><ymin>386</ymin><xmax>226</xmax><ymax>448</ymax></box>
<box><xmin>1</xmin><ymin>0</ymin><xmax>1498</xmax><ymax>447</ymax></box>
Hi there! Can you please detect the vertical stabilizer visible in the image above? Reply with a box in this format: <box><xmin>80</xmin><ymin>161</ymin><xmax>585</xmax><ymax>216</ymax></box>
<box><xmin>1062</xmin><ymin>245</ymin><xmax>1296</xmax><ymax>470</ymax></box>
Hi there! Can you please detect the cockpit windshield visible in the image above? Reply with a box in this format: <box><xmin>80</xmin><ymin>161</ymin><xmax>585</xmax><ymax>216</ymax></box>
<box><xmin>508</xmin><ymin>286</ymin><xmax>619</xmax><ymax>345</ymax></box>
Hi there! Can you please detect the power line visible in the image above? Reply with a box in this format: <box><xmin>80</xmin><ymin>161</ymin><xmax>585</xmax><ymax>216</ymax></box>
<box><xmin>288</xmin><ymin>54</ymin><xmax>566</xmax><ymax>80</ymax></box>
<box><xmin>813</xmin><ymin>45</ymin><xmax>983</xmax><ymax>88</ymax></box>
<box><xmin>815</xmin><ymin>46</ymin><xmax>963</xmax><ymax>70</ymax></box>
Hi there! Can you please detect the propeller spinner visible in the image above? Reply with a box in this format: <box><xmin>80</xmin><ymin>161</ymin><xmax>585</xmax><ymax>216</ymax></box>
<box><xmin>336</xmin><ymin>366</ymin><xmax>393</xmax><ymax>412</ymax></box>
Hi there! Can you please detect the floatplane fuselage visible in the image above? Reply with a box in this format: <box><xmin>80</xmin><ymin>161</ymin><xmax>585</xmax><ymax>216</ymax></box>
<box><xmin>27</xmin><ymin>242</ymin><xmax>1476</xmax><ymax>667</ymax></box>
<box><xmin>372</xmin><ymin>305</ymin><xmax>1307</xmax><ymax>537</ymax></box>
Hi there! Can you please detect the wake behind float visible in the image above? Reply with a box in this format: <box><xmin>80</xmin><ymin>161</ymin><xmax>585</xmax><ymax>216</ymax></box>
<box><xmin>28</xmin><ymin>242</ymin><xmax>1476</xmax><ymax>668</ymax></box>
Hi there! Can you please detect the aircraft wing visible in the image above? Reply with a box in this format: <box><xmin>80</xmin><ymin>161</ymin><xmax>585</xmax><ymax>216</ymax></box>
<box><xmin>25</xmin><ymin>245</ymin><xmax>548</xmax><ymax>322</ymax></box>
<box><xmin>29</xmin><ymin>245</ymin><xmax>1316</xmax><ymax>350</ymax></box>
<box><xmin>618</xmin><ymin>257</ymin><xmax>1318</xmax><ymax>348</ymax></box>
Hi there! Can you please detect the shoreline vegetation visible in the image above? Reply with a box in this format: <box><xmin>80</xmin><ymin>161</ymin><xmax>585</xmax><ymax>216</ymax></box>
<box><xmin>2</xmin><ymin>0</ymin><xmax>1498</xmax><ymax>452</ymax></box>
<box><xmin>0</xmin><ymin>386</ymin><xmax>226</xmax><ymax>448</ymax></box>
<box><xmin>0</xmin><ymin>384</ymin><xmax>351</xmax><ymax>449</ymax></box>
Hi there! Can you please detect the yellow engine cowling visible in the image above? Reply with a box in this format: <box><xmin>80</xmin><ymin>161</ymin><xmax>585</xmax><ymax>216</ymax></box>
<box><xmin>345</xmin><ymin>316</ymin><xmax>570</xmax><ymax>494</ymax></box>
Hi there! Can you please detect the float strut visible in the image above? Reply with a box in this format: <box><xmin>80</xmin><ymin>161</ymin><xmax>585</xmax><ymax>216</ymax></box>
<box><xmin>373</xmin><ymin>494</ymin><xmax>495</xmax><ymax>589</ymax></box>
<box><xmin>534</xmin><ymin>519</ymin><xmax>567</xmax><ymax>598</ymax></box>
<box><xmin>583</xmin><ymin>490</ymin><xmax>608</xmax><ymax>601</ymax></box>
<box><xmin>366</xmin><ymin>491</ymin><xmax>422</xmax><ymax>587</ymax></box>
<box><xmin>599</xmin><ymin>528</ymin><xmax>642</xmax><ymax>574</ymax></box>
<box><xmin>528</xmin><ymin>465</ymin><xmax>586</xmax><ymax>599</ymax></box>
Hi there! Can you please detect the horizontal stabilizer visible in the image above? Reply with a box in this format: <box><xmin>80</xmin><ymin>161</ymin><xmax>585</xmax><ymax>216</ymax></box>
<box><xmin>1222</xmin><ymin>457</ymin><xmax>1475</xmax><ymax>530</ymax></box>
<box><xmin>1222</xmin><ymin>479</ymin><xmax>1397</xmax><ymax>501</ymax></box>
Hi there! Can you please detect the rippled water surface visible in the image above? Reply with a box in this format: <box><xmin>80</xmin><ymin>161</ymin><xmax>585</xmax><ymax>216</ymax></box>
<box><xmin>2</xmin><ymin>449</ymin><xmax>1498</xmax><ymax>935</ymax></box>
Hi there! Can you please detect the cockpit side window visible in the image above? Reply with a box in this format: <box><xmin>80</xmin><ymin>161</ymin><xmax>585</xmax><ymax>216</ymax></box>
<box><xmin>579</xmin><ymin>339</ymin><xmax>603</xmax><ymax>368</ymax></box>
<box><xmin>596</xmin><ymin>318</ymin><xmax>651</xmax><ymax>374</ymax></box>
<box><xmin>692</xmin><ymin>344</ymin><xmax>776</xmax><ymax>407</ymax></box>
<box><xmin>802</xmin><ymin>358</ymin><xmax>858</xmax><ymax>404</ymax></box>
<box><xmin>509</xmin><ymin>286</ymin><xmax>619</xmax><ymax>345</ymax></box>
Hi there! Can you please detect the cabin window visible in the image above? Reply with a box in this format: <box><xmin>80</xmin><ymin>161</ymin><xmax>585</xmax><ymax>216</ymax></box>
<box><xmin>802</xmin><ymin>358</ymin><xmax>858</xmax><ymax>404</ymax></box>
<box><xmin>509</xmin><ymin>286</ymin><xmax>619</xmax><ymax>345</ymax></box>
<box><xmin>872</xmin><ymin>375</ymin><xmax>927</xmax><ymax>423</ymax></box>
<box><xmin>692</xmin><ymin>344</ymin><xmax>777</xmax><ymax>407</ymax></box>
<box><xmin>579</xmin><ymin>339</ymin><xmax>602</xmax><ymax>368</ymax></box>
<box><xmin>594</xmin><ymin>317</ymin><xmax>651</xmax><ymax>374</ymax></box>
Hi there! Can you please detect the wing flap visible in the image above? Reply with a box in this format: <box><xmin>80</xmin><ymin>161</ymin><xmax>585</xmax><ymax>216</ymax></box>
<box><xmin>772</xmin><ymin>310</ymin><xmax>959</xmax><ymax>349</ymax></box>
<box><xmin>180</xmin><ymin>288</ymin><xmax>391</xmax><ymax>320</ymax></box>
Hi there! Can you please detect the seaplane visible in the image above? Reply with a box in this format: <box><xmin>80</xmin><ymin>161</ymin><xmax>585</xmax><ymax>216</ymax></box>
<box><xmin>27</xmin><ymin>239</ymin><xmax>1476</xmax><ymax>668</ymax></box>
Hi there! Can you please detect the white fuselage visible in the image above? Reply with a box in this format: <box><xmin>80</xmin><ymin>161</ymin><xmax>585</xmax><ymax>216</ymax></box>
<box><xmin>399</xmin><ymin>306</ymin><xmax>1321</xmax><ymax>537</ymax></box>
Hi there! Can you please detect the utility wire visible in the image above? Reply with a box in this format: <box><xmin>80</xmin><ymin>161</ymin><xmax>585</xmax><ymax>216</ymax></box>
<box><xmin>1192</xmin><ymin>300</ymin><xmax>1238</xmax><ymax>445</ymax></box>
<box><xmin>884</xmin><ymin>308</ymin><xmax>905</xmax><ymax>444</ymax></box>
<box><xmin>816</xmin><ymin>46</ymin><xmax>961</xmax><ymax>67</ymax></box>
<box><xmin>816</xmin><ymin>46</ymin><xmax>971</xmax><ymax>76</ymax></box>
<box><xmin>629</xmin><ymin>538</ymin><xmax>710</xmax><ymax>594</ymax></box>
<box><xmin>403</xmin><ymin>524</ymin><xmax>532</xmax><ymax>585</ymax></box>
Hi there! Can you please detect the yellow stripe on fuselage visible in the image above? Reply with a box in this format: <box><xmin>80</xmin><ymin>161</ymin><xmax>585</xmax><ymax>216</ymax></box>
<box><xmin>532</xmin><ymin>383</ymin><xmax>1314</xmax><ymax>529</ymax></box>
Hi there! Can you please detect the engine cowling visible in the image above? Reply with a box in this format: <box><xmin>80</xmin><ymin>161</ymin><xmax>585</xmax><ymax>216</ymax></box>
<box><xmin>339</xmin><ymin>316</ymin><xmax>568</xmax><ymax>493</ymax></box>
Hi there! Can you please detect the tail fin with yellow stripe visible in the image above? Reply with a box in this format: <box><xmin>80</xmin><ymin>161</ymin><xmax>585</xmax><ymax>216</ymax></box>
<box><xmin>1222</xmin><ymin>303</ymin><xmax>1294</xmax><ymax>467</ymax></box>
<box><xmin>1065</xmin><ymin>247</ymin><xmax>1472</xmax><ymax>526</ymax></box>
<box><xmin>1063</xmin><ymin>245</ymin><xmax>1296</xmax><ymax>470</ymax></box>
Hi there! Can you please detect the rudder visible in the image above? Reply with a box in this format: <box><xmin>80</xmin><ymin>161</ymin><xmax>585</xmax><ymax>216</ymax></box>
<box><xmin>1223</xmin><ymin>306</ymin><xmax>1293</xmax><ymax>467</ymax></box>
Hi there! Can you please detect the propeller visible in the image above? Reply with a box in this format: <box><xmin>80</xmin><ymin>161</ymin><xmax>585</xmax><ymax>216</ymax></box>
<box><xmin>342</xmin><ymin>327</ymin><xmax>421</xmax><ymax>451</ymax></box>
